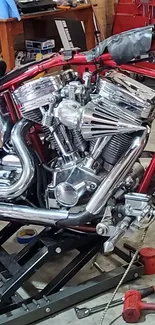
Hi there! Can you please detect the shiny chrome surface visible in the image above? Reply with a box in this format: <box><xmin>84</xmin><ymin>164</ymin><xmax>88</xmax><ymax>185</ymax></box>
<box><xmin>54</xmin><ymin>99</ymin><xmax>82</xmax><ymax>129</ymax></box>
<box><xmin>60</xmin><ymin>69</ymin><xmax>77</xmax><ymax>84</ymax></box>
<box><xmin>1</xmin><ymin>154</ymin><xmax>21</xmax><ymax>167</ymax></box>
<box><xmin>0</xmin><ymin>47</ymin><xmax>154</xmax><ymax>255</ymax></box>
<box><xmin>0</xmin><ymin>95</ymin><xmax>13</xmax><ymax>149</ymax></box>
<box><xmin>84</xmin><ymin>136</ymin><xmax>111</xmax><ymax>169</ymax></box>
<box><xmin>80</xmin><ymin>100</ymin><xmax>145</xmax><ymax>140</ymax></box>
<box><xmin>125</xmin><ymin>193</ymin><xmax>152</xmax><ymax>221</ymax></box>
<box><xmin>103</xmin><ymin>192</ymin><xmax>153</xmax><ymax>252</ymax></box>
<box><xmin>86</xmin><ymin>127</ymin><xmax>149</xmax><ymax>214</ymax></box>
<box><xmin>12</xmin><ymin>71</ymin><xmax>152</xmax><ymax>215</ymax></box>
<box><xmin>72</xmin><ymin>130</ymin><xmax>87</xmax><ymax>153</ymax></box>
<box><xmin>55</xmin><ymin>181</ymin><xmax>86</xmax><ymax>207</ymax></box>
<box><xmin>14</xmin><ymin>75</ymin><xmax>62</xmax><ymax>123</ymax></box>
<box><xmin>49</xmin><ymin>125</ymin><xmax>81</xmax><ymax>162</ymax></box>
<box><xmin>0</xmin><ymin>119</ymin><xmax>35</xmax><ymax>199</ymax></box>
<box><xmin>54</xmin><ymin>95</ymin><xmax>145</xmax><ymax>140</ymax></box>
<box><xmin>14</xmin><ymin>75</ymin><xmax>62</xmax><ymax>103</ymax></box>
<box><xmin>104</xmin><ymin>217</ymin><xmax>132</xmax><ymax>253</ymax></box>
<box><xmin>0</xmin><ymin>203</ymin><xmax>68</xmax><ymax>225</ymax></box>
<box><xmin>104</xmin><ymin>70</ymin><xmax>155</xmax><ymax>119</ymax></box>
<box><xmin>0</xmin><ymin>154</ymin><xmax>22</xmax><ymax>187</ymax></box>
<box><xmin>46</xmin><ymin>160</ymin><xmax>101</xmax><ymax>209</ymax></box>
<box><xmin>0</xmin><ymin>114</ymin><xmax>12</xmax><ymax>149</ymax></box>
<box><xmin>1</xmin><ymin>70</ymin><xmax>154</xmax><ymax>250</ymax></box>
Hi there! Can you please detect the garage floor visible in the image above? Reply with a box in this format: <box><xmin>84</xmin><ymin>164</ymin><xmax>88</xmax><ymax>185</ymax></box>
<box><xmin>2</xmin><ymin>81</ymin><xmax>155</xmax><ymax>325</ymax></box>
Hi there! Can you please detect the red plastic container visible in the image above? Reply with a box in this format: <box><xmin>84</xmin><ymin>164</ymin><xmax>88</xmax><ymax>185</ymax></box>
<box><xmin>140</xmin><ymin>247</ymin><xmax>155</xmax><ymax>275</ymax></box>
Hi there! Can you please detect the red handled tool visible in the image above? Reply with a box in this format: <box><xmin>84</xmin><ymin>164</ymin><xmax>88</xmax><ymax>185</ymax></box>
<box><xmin>75</xmin><ymin>286</ymin><xmax>155</xmax><ymax>319</ymax></box>
<box><xmin>123</xmin><ymin>287</ymin><xmax>155</xmax><ymax>323</ymax></box>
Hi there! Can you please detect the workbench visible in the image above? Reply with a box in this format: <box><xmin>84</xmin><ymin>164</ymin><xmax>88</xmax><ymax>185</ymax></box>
<box><xmin>0</xmin><ymin>4</ymin><xmax>95</xmax><ymax>71</ymax></box>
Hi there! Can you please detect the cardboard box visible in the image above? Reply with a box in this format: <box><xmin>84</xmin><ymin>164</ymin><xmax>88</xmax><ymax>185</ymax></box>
<box><xmin>25</xmin><ymin>39</ymin><xmax>55</xmax><ymax>50</ymax></box>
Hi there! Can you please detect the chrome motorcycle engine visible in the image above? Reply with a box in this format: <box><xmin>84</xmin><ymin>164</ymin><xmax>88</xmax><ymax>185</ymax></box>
<box><xmin>13</xmin><ymin>69</ymin><xmax>155</xmax><ymax>210</ymax></box>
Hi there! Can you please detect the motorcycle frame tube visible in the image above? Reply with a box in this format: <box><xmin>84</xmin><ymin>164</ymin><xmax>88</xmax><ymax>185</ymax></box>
<box><xmin>138</xmin><ymin>152</ymin><xmax>155</xmax><ymax>193</ymax></box>
<box><xmin>3</xmin><ymin>91</ymin><xmax>20</xmax><ymax>123</ymax></box>
<box><xmin>30</xmin><ymin>129</ymin><xmax>46</xmax><ymax>163</ymax></box>
<box><xmin>1</xmin><ymin>52</ymin><xmax>155</xmax><ymax>93</ymax></box>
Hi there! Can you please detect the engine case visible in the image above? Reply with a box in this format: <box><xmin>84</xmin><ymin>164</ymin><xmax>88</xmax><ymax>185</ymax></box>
<box><xmin>46</xmin><ymin>161</ymin><xmax>104</xmax><ymax>208</ymax></box>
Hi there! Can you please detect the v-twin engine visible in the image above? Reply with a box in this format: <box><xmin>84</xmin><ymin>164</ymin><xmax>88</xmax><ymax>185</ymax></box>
<box><xmin>0</xmin><ymin>68</ymin><xmax>154</xmax><ymax>251</ymax></box>
<box><xmin>12</xmin><ymin>69</ymin><xmax>153</xmax><ymax>210</ymax></box>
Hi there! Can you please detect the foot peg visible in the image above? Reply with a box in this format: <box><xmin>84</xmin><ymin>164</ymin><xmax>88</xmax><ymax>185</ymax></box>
<box><xmin>103</xmin><ymin>217</ymin><xmax>132</xmax><ymax>253</ymax></box>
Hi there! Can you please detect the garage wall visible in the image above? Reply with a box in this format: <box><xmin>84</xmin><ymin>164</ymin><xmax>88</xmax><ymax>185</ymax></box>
<box><xmin>89</xmin><ymin>0</ymin><xmax>114</xmax><ymax>40</ymax></box>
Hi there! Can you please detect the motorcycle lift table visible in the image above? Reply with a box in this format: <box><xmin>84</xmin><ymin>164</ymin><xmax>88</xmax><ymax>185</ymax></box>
<box><xmin>0</xmin><ymin>222</ymin><xmax>144</xmax><ymax>325</ymax></box>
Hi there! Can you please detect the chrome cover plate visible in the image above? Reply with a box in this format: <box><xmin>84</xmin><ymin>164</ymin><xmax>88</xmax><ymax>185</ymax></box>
<box><xmin>99</xmin><ymin>70</ymin><xmax>155</xmax><ymax>119</ymax></box>
<box><xmin>13</xmin><ymin>75</ymin><xmax>62</xmax><ymax>123</ymax></box>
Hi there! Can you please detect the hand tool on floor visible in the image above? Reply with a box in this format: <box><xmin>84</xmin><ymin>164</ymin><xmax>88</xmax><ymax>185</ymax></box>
<box><xmin>75</xmin><ymin>298</ymin><xmax>123</xmax><ymax>319</ymax></box>
<box><xmin>75</xmin><ymin>286</ymin><xmax>155</xmax><ymax>319</ymax></box>
<box><xmin>123</xmin><ymin>289</ymin><xmax>155</xmax><ymax>323</ymax></box>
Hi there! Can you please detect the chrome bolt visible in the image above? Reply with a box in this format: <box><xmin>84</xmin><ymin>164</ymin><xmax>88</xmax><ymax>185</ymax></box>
<box><xmin>134</xmin><ymin>273</ymin><xmax>139</xmax><ymax>278</ymax></box>
<box><xmin>98</xmin><ymin>227</ymin><xmax>104</xmax><ymax>235</ymax></box>
<box><xmin>55</xmin><ymin>247</ymin><xmax>62</xmax><ymax>254</ymax></box>
<box><xmin>96</xmin><ymin>223</ymin><xmax>108</xmax><ymax>236</ymax></box>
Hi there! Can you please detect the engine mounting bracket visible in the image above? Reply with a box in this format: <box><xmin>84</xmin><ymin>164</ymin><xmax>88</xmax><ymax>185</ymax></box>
<box><xmin>60</xmin><ymin>47</ymin><xmax>80</xmax><ymax>60</ymax></box>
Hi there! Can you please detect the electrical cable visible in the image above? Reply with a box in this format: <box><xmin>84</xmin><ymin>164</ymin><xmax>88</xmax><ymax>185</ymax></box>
<box><xmin>42</xmin><ymin>158</ymin><xmax>57</xmax><ymax>173</ymax></box>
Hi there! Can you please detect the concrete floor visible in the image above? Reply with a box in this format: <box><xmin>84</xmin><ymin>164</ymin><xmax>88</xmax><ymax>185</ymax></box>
<box><xmin>2</xmin><ymin>84</ymin><xmax>155</xmax><ymax>325</ymax></box>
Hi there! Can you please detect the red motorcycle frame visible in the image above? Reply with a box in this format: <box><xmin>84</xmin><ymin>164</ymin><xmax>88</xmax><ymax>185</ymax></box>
<box><xmin>1</xmin><ymin>50</ymin><xmax>155</xmax><ymax>196</ymax></box>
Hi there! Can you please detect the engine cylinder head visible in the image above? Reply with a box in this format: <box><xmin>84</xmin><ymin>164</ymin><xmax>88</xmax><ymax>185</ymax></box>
<box><xmin>13</xmin><ymin>75</ymin><xmax>62</xmax><ymax>124</ymax></box>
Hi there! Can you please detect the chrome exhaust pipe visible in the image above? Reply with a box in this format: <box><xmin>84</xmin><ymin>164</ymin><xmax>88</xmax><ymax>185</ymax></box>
<box><xmin>0</xmin><ymin>202</ymin><xmax>91</xmax><ymax>226</ymax></box>
<box><xmin>86</xmin><ymin>127</ymin><xmax>149</xmax><ymax>215</ymax></box>
<box><xmin>0</xmin><ymin>127</ymin><xmax>148</xmax><ymax>227</ymax></box>
<box><xmin>0</xmin><ymin>202</ymin><xmax>69</xmax><ymax>226</ymax></box>
<box><xmin>0</xmin><ymin>119</ymin><xmax>35</xmax><ymax>199</ymax></box>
